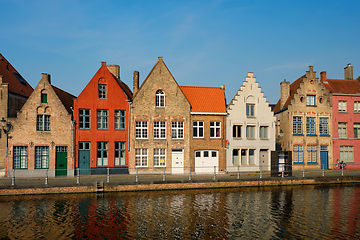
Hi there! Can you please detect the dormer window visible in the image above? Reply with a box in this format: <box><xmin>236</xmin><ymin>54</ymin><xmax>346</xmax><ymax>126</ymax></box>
<box><xmin>155</xmin><ymin>89</ymin><xmax>165</xmax><ymax>107</ymax></box>
<box><xmin>98</xmin><ymin>84</ymin><xmax>107</xmax><ymax>99</ymax></box>
<box><xmin>246</xmin><ymin>104</ymin><xmax>255</xmax><ymax>117</ymax></box>
<box><xmin>306</xmin><ymin>95</ymin><xmax>315</xmax><ymax>106</ymax></box>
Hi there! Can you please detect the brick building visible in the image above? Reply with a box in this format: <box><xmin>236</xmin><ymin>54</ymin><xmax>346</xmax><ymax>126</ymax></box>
<box><xmin>273</xmin><ymin>66</ymin><xmax>332</xmax><ymax>170</ymax></box>
<box><xmin>74</xmin><ymin>62</ymin><xmax>133</xmax><ymax>174</ymax></box>
<box><xmin>321</xmin><ymin>64</ymin><xmax>360</xmax><ymax>168</ymax></box>
<box><xmin>0</xmin><ymin>53</ymin><xmax>33</xmax><ymax>176</ymax></box>
<box><xmin>226</xmin><ymin>72</ymin><xmax>275</xmax><ymax>172</ymax></box>
<box><xmin>129</xmin><ymin>57</ymin><xmax>191</xmax><ymax>174</ymax></box>
<box><xmin>180</xmin><ymin>86</ymin><xmax>227</xmax><ymax>173</ymax></box>
<box><xmin>8</xmin><ymin>73</ymin><xmax>76</xmax><ymax>177</ymax></box>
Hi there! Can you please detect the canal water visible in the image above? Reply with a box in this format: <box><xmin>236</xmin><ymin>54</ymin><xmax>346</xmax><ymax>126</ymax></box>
<box><xmin>0</xmin><ymin>184</ymin><xmax>359</xmax><ymax>239</ymax></box>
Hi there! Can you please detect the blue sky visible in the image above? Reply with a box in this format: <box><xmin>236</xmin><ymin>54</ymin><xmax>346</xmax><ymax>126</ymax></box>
<box><xmin>1</xmin><ymin>0</ymin><xmax>359</xmax><ymax>104</ymax></box>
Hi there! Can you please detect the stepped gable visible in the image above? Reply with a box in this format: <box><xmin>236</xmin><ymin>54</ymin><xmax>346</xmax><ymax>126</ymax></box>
<box><xmin>179</xmin><ymin>86</ymin><xmax>226</xmax><ymax>113</ymax></box>
<box><xmin>273</xmin><ymin>75</ymin><xmax>305</xmax><ymax>112</ymax></box>
<box><xmin>0</xmin><ymin>53</ymin><xmax>33</xmax><ymax>97</ymax></box>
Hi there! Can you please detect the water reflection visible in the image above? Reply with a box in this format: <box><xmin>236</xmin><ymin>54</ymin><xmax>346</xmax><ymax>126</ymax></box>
<box><xmin>1</xmin><ymin>185</ymin><xmax>360</xmax><ymax>239</ymax></box>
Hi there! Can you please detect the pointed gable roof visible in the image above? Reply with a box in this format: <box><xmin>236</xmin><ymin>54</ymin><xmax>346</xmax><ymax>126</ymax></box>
<box><xmin>52</xmin><ymin>85</ymin><xmax>76</xmax><ymax>114</ymax></box>
<box><xmin>323</xmin><ymin>79</ymin><xmax>360</xmax><ymax>94</ymax></box>
<box><xmin>0</xmin><ymin>53</ymin><xmax>33</xmax><ymax>97</ymax></box>
<box><xmin>273</xmin><ymin>75</ymin><xmax>305</xmax><ymax>113</ymax></box>
<box><xmin>180</xmin><ymin>86</ymin><xmax>226</xmax><ymax>113</ymax></box>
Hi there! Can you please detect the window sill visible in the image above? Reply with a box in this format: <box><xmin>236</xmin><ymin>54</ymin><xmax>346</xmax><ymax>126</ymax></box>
<box><xmin>294</xmin><ymin>162</ymin><xmax>304</xmax><ymax>164</ymax></box>
<box><xmin>135</xmin><ymin>166</ymin><xmax>148</xmax><ymax>168</ymax></box>
<box><xmin>307</xmin><ymin>162</ymin><xmax>318</xmax><ymax>165</ymax></box>
<box><xmin>210</xmin><ymin>137</ymin><xmax>221</xmax><ymax>139</ymax></box>
<box><xmin>338</xmin><ymin>111</ymin><xmax>348</xmax><ymax>113</ymax></box>
<box><xmin>233</xmin><ymin>137</ymin><xmax>242</xmax><ymax>140</ymax></box>
<box><xmin>260</xmin><ymin>138</ymin><xmax>269</xmax><ymax>140</ymax></box>
<box><xmin>115</xmin><ymin>129</ymin><xmax>126</xmax><ymax>131</ymax></box>
<box><xmin>293</xmin><ymin>134</ymin><xmax>303</xmax><ymax>136</ymax></box>
<box><xmin>307</xmin><ymin>134</ymin><xmax>317</xmax><ymax>136</ymax></box>
<box><xmin>154</xmin><ymin>166</ymin><xmax>166</xmax><ymax>168</ymax></box>
<box><xmin>79</xmin><ymin>128</ymin><xmax>91</xmax><ymax>130</ymax></box>
<box><xmin>306</xmin><ymin>105</ymin><xmax>317</xmax><ymax>107</ymax></box>
<box><xmin>246</xmin><ymin>116</ymin><xmax>256</xmax><ymax>118</ymax></box>
<box><xmin>247</xmin><ymin>138</ymin><xmax>256</xmax><ymax>140</ymax></box>
<box><xmin>171</xmin><ymin>138</ymin><xmax>184</xmax><ymax>140</ymax></box>
<box><xmin>193</xmin><ymin>137</ymin><xmax>204</xmax><ymax>139</ymax></box>
<box><xmin>320</xmin><ymin>134</ymin><xmax>330</xmax><ymax>137</ymax></box>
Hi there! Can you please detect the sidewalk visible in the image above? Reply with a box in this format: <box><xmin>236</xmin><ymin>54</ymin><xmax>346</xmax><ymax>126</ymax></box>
<box><xmin>1</xmin><ymin>169</ymin><xmax>360</xmax><ymax>196</ymax></box>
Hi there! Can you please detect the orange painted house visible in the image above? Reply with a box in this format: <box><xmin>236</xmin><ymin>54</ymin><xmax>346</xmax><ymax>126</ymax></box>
<box><xmin>74</xmin><ymin>62</ymin><xmax>133</xmax><ymax>174</ymax></box>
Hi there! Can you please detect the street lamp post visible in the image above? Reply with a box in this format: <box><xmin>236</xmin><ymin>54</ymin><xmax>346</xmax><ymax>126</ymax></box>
<box><xmin>1</xmin><ymin>117</ymin><xmax>12</xmax><ymax>177</ymax></box>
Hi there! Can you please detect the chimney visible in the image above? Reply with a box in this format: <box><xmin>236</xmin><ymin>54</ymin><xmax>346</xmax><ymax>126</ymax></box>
<box><xmin>280</xmin><ymin>80</ymin><xmax>290</xmax><ymax>109</ymax></box>
<box><xmin>107</xmin><ymin>64</ymin><xmax>120</xmax><ymax>80</ymax></box>
<box><xmin>344</xmin><ymin>63</ymin><xmax>353</xmax><ymax>79</ymax></box>
<box><xmin>133</xmin><ymin>71</ymin><xmax>139</xmax><ymax>95</ymax></box>
<box><xmin>320</xmin><ymin>71</ymin><xmax>327</xmax><ymax>83</ymax></box>
<box><xmin>42</xmin><ymin>73</ymin><xmax>51</xmax><ymax>84</ymax></box>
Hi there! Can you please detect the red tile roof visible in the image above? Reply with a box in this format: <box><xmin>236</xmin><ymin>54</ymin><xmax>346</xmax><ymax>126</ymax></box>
<box><xmin>273</xmin><ymin>75</ymin><xmax>305</xmax><ymax>113</ymax></box>
<box><xmin>323</xmin><ymin>79</ymin><xmax>360</xmax><ymax>94</ymax></box>
<box><xmin>0</xmin><ymin>53</ymin><xmax>33</xmax><ymax>97</ymax></box>
<box><xmin>52</xmin><ymin>85</ymin><xmax>76</xmax><ymax>115</ymax></box>
<box><xmin>179</xmin><ymin>86</ymin><xmax>226</xmax><ymax>113</ymax></box>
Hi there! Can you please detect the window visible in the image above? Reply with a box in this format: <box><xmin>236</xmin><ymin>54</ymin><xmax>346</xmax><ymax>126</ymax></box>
<box><xmin>338</xmin><ymin>122</ymin><xmax>347</xmax><ymax>138</ymax></box>
<box><xmin>35</xmin><ymin>146</ymin><xmax>49</xmax><ymax>169</ymax></box>
<box><xmin>135</xmin><ymin>148</ymin><xmax>148</xmax><ymax>167</ymax></box>
<box><xmin>37</xmin><ymin>115</ymin><xmax>50</xmax><ymax>131</ymax></box>
<box><xmin>153</xmin><ymin>148</ymin><xmax>166</xmax><ymax>167</ymax></box>
<box><xmin>97</xmin><ymin>142</ymin><xmax>108</xmax><ymax>166</ymax></box>
<box><xmin>193</xmin><ymin>121</ymin><xmax>204</xmax><ymax>138</ymax></box>
<box><xmin>246</xmin><ymin>104</ymin><xmax>255</xmax><ymax>117</ymax></box>
<box><xmin>293</xmin><ymin>116</ymin><xmax>302</xmax><ymax>135</ymax></box>
<box><xmin>306</xmin><ymin>117</ymin><xmax>316</xmax><ymax>135</ymax></box>
<box><xmin>340</xmin><ymin>146</ymin><xmax>354</xmax><ymax>162</ymax></box>
<box><xmin>259</xmin><ymin>126</ymin><xmax>268</xmax><ymax>139</ymax></box>
<box><xmin>246</xmin><ymin>125</ymin><xmax>255</xmax><ymax>139</ymax></box>
<box><xmin>41</xmin><ymin>93</ymin><xmax>47</xmax><ymax>103</ymax></box>
<box><xmin>210</xmin><ymin>122</ymin><xmax>221</xmax><ymax>138</ymax></box>
<box><xmin>212</xmin><ymin>151</ymin><xmax>217</xmax><ymax>157</ymax></box>
<box><xmin>79</xmin><ymin>142</ymin><xmax>90</xmax><ymax>150</ymax></box>
<box><xmin>338</xmin><ymin>101</ymin><xmax>347</xmax><ymax>112</ymax></box>
<box><xmin>306</xmin><ymin>95</ymin><xmax>315</xmax><ymax>106</ymax></box>
<box><xmin>232</xmin><ymin>149</ymin><xmax>239</xmax><ymax>165</ymax></box>
<box><xmin>354</xmin><ymin>123</ymin><xmax>360</xmax><ymax>138</ymax></box>
<box><xmin>115</xmin><ymin>110</ymin><xmax>126</xmax><ymax>130</ymax></box>
<box><xmin>249</xmin><ymin>149</ymin><xmax>255</xmax><ymax>165</ymax></box>
<box><xmin>155</xmin><ymin>89</ymin><xmax>165</xmax><ymax>107</ymax></box>
<box><xmin>154</xmin><ymin>121</ymin><xmax>166</xmax><ymax>139</ymax></box>
<box><xmin>241</xmin><ymin>149</ymin><xmax>247</xmax><ymax>165</ymax></box>
<box><xmin>79</xmin><ymin>109</ymin><xmax>90</xmax><ymax>129</ymax></box>
<box><xmin>307</xmin><ymin>145</ymin><xmax>317</xmax><ymax>163</ymax></box>
<box><xmin>354</xmin><ymin>101</ymin><xmax>360</xmax><ymax>113</ymax></box>
<box><xmin>115</xmin><ymin>142</ymin><xmax>125</xmax><ymax>166</ymax></box>
<box><xmin>97</xmin><ymin>110</ymin><xmax>108</xmax><ymax>130</ymax></box>
<box><xmin>98</xmin><ymin>84</ymin><xmax>107</xmax><ymax>99</ymax></box>
<box><xmin>135</xmin><ymin>121</ymin><xmax>148</xmax><ymax>139</ymax></box>
<box><xmin>319</xmin><ymin>118</ymin><xmax>328</xmax><ymax>135</ymax></box>
<box><xmin>13</xmin><ymin>146</ymin><xmax>28</xmax><ymax>169</ymax></box>
<box><xmin>233</xmin><ymin>125</ymin><xmax>241</xmax><ymax>138</ymax></box>
<box><xmin>293</xmin><ymin>145</ymin><xmax>303</xmax><ymax>163</ymax></box>
<box><xmin>171</xmin><ymin>121</ymin><xmax>184</xmax><ymax>139</ymax></box>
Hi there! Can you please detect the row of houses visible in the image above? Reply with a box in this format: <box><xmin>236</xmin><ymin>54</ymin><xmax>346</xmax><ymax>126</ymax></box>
<box><xmin>0</xmin><ymin>53</ymin><xmax>359</xmax><ymax>177</ymax></box>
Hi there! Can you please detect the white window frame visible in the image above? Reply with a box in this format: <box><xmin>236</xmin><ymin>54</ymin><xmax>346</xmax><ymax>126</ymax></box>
<box><xmin>97</xmin><ymin>141</ymin><xmax>108</xmax><ymax>166</ymax></box>
<box><xmin>354</xmin><ymin>101</ymin><xmax>360</xmax><ymax>113</ymax></box>
<box><xmin>339</xmin><ymin>101</ymin><xmax>347</xmax><ymax>112</ymax></box>
<box><xmin>340</xmin><ymin>146</ymin><xmax>354</xmax><ymax>162</ymax></box>
<box><xmin>193</xmin><ymin>121</ymin><xmax>204</xmax><ymax>138</ymax></box>
<box><xmin>259</xmin><ymin>126</ymin><xmax>268</xmax><ymax>139</ymax></box>
<box><xmin>97</xmin><ymin>109</ymin><xmax>108</xmax><ymax>130</ymax></box>
<box><xmin>37</xmin><ymin>115</ymin><xmax>50</xmax><ymax>131</ymax></box>
<box><xmin>306</xmin><ymin>95</ymin><xmax>316</xmax><ymax>106</ymax></box>
<box><xmin>171</xmin><ymin>121</ymin><xmax>184</xmax><ymax>139</ymax></box>
<box><xmin>155</xmin><ymin>89</ymin><xmax>165</xmax><ymax>107</ymax></box>
<box><xmin>153</xmin><ymin>148</ymin><xmax>166</xmax><ymax>167</ymax></box>
<box><xmin>154</xmin><ymin>121</ymin><xmax>166</xmax><ymax>139</ymax></box>
<box><xmin>246</xmin><ymin>125</ymin><xmax>255</xmax><ymax>139</ymax></box>
<box><xmin>354</xmin><ymin>123</ymin><xmax>360</xmax><ymax>138</ymax></box>
<box><xmin>35</xmin><ymin>146</ymin><xmax>49</xmax><ymax>169</ymax></box>
<box><xmin>115</xmin><ymin>110</ymin><xmax>126</xmax><ymax>130</ymax></box>
<box><xmin>115</xmin><ymin>142</ymin><xmax>126</xmax><ymax>166</ymax></box>
<box><xmin>246</xmin><ymin>104</ymin><xmax>255</xmax><ymax>117</ymax></box>
<box><xmin>135</xmin><ymin>148</ymin><xmax>148</xmax><ymax>167</ymax></box>
<box><xmin>135</xmin><ymin>121</ymin><xmax>148</xmax><ymax>139</ymax></box>
<box><xmin>13</xmin><ymin>146</ymin><xmax>28</xmax><ymax>169</ymax></box>
<box><xmin>338</xmin><ymin>122</ymin><xmax>347</xmax><ymax>138</ymax></box>
<box><xmin>210</xmin><ymin>121</ymin><xmax>221</xmax><ymax>138</ymax></box>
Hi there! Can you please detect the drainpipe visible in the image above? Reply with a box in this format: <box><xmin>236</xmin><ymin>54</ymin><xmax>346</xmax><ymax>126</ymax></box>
<box><xmin>127</xmin><ymin>100</ymin><xmax>132</xmax><ymax>152</ymax></box>
<box><xmin>70</xmin><ymin>107</ymin><xmax>75</xmax><ymax>168</ymax></box>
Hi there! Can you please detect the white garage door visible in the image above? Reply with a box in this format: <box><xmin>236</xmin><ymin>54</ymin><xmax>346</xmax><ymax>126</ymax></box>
<box><xmin>195</xmin><ymin>150</ymin><xmax>218</xmax><ymax>174</ymax></box>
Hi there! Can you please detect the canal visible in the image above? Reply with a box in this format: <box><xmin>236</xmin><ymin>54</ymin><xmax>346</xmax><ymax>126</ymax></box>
<box><xmin>0</xmin><ymin>184</ymin><xmax>359</xmax><ymax>239</ymax></box>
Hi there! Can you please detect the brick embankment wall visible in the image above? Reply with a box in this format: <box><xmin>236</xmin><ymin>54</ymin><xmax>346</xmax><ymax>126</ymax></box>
<box><xmin>1</xmin><ymin>177</ymin><xmax>360</xmax><ymax>196</ymax></box>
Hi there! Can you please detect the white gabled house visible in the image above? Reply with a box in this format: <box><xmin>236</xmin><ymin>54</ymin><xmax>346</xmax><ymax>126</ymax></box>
<box><xmin>226</xmin><ymin>72</ymin><xmax>276</xmax><ymax>172</ymax></box>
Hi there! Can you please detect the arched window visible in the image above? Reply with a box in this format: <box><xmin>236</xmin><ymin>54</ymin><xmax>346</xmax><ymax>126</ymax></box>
<box><xmin>155</xmin><ymin>89</ymin><xmax>165</xmax><ymax>107</ymax></box>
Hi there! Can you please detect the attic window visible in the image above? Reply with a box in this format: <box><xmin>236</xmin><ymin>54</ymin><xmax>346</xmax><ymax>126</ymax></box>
<box><xmin>41</xmin><ymin>93</ymin><xmax>47</xmax><ymax>103</ymax></box>
<box><xmin>310</xmin><ymin>79</ymin><xmax>314</xmax><ymax>84</ymax></box>
<box><xmin>300</xmin><ymin>96</ymin><xmax>304</xmax><ymax>103</ymax></box>
<box><xmin>319</xmin><ymin>97</ymin><xmax>323</xmax><ymax>104</ymax></box>
<box><xmin>13</xmin><ymin>73</ymin><xmax>27</xmax><ymax>85</ymax></box>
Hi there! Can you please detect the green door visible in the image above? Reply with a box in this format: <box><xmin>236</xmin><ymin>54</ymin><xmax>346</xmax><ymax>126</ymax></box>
<box><xmin>56</xmin><ymin>147</ymin><xmax>68</xmax><ymax>177</ymax></box>
<box><xmin>79</xmin><ymin>142</ymin><xmax>91</xmax><ymax>175</ymax></box>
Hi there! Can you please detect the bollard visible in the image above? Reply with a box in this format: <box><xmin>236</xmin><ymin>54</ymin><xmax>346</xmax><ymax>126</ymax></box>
<box><xmin>189</xmin><ymin>166</ymin><xmax>192</xmax><ymax>181</ymax></box>
<box><xmin>136</xmin><ymin>168</ymin><xmax>139</xmax><ymax>183</ymax></box>
<box><xmin>237</xmin><ymin>166</ymin><xmax>240</xmax><ymax>180</ymax></box>
<box><xmin>107</xmin><ymin>167</ymin><xmax>110</xmax><ymax>183</ymax></box>
<box><xmin>214</xmin><ymin>166</ymin><xmax>216</xmax><ymax>180</ymax></box>
<box><xmin>163</xmin><ymin>167</ymin><xmax>166</xmax><ymax>181</ymax></box>
<box><xmin>342</xmin><ymin>165</ymin><xmax>344</xmax><ymax>176</ymax></box>
<box><xmin>77</xmin><ymin>168</ymin><xmax>80</xmax><ymax>184</ymax></box>
<box><xmin>322</xmin><ymin>164</ymin><xmax>324</xmax><ymax>177</ymax></box>
<box><xmin>282</xmin><ymin>170</ymin><xmax>284</xmax><ymax>178</ymax></box>
<box><xmin>260</xmin><ymin>168</ymin><xmax>263</xmax><ymax>179</ymax></box>
<box><xmin>303</xmin><ymin>165</ymin><xmax>305</xmax><ymax>178</ymax></box>
<box><xmin>45</xmin><ymin>169</ymin><xmax>48</xmax><ymax>185</ymax></box>
<box><xmin>11</xmin><ymin>169</ymin><xmax>15</xmax><ymax>186</ymax></box>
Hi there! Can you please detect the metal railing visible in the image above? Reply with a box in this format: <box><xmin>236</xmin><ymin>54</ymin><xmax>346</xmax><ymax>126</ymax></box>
<box><xmin>1</xmin><ymin>163</ymin><xmax>360</xmax><ymax>188</ymax></box>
